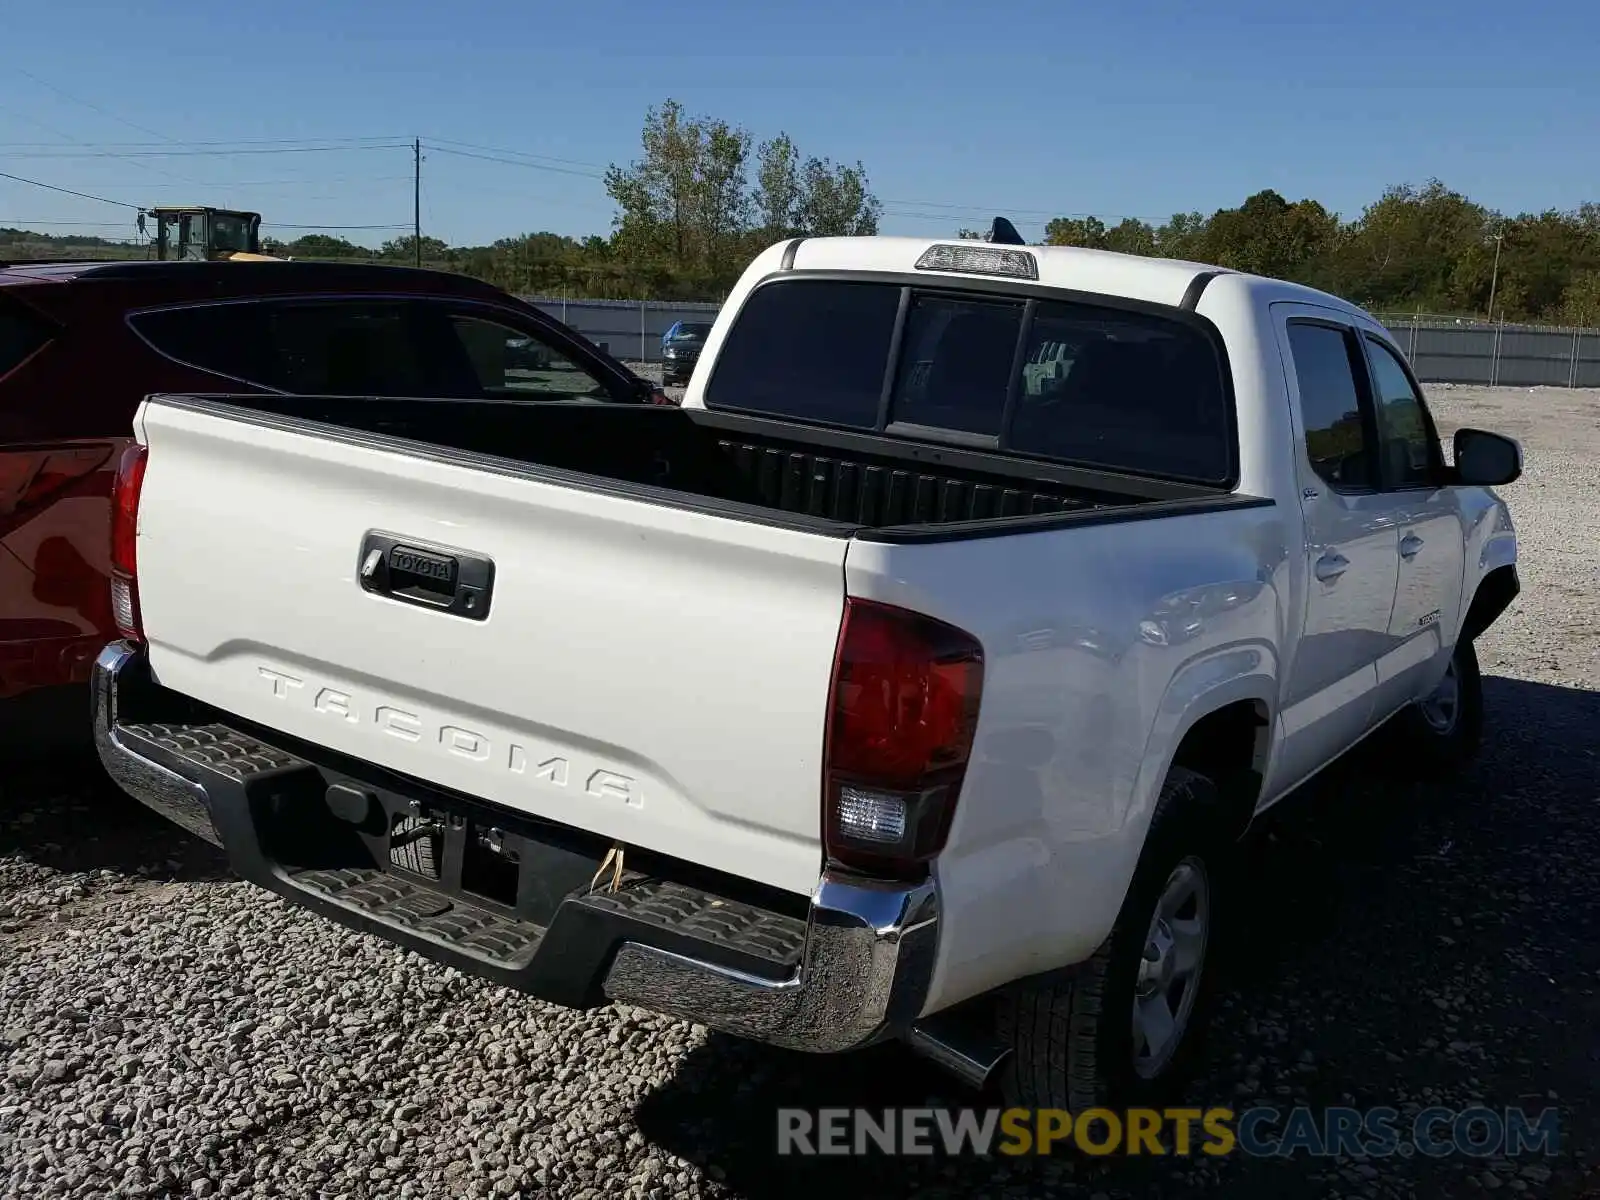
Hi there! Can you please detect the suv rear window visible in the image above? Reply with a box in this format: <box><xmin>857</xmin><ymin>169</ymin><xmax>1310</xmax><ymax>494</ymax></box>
<box><xmin>0</xmin><ymin>296</ymin><xmax>55</xmax><ymax>382</ymax></box>
<box><xmin>703</xmin><ymin>279</ymin><xmax>1233</xmax><ymax>484</ymax></box>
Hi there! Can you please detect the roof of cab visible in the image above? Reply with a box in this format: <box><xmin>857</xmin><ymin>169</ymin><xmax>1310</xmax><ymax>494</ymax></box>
<box><xmin>775</xmin><ymin>235</ymin><xmax>1367</xmax><ymax>320</ymax></box>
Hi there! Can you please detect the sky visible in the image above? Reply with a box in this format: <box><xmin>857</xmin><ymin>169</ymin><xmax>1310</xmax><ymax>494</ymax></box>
<box><xmin>3</xmin><ymin>0</ymin><xmax>1596</xmax><ymax>249</ymax></box>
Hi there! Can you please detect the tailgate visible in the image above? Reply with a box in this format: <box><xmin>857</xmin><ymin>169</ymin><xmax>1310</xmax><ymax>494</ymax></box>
<box><xmin>132</xmin><ymin>400</ymin><xmax>848</xmax><ymax>895</ymax></box>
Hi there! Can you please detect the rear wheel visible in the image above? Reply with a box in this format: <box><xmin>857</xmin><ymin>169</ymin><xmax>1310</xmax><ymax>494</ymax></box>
<box><xmin>996</xmin><ymin>768</ymin><xmax>1226</xmax><ymax>1110</ymax></box>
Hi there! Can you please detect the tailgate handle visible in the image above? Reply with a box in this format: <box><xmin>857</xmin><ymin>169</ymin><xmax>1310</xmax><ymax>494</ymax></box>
<box><xmin>358</xmin><ymin>532</ymin><xmax>494</xmax><ymax>621</ymax></box>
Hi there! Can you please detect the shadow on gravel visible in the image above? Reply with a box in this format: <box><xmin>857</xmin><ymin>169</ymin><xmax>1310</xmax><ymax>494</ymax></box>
<box><xmin>634</xmin><ymin>676</ymin><xmax>1600</xmax><ymax>1199</ymax></box>
<box><xmin>0</xmin><ymin>750</ymin><xmax>227</xmax><ymax>882</ymax></box>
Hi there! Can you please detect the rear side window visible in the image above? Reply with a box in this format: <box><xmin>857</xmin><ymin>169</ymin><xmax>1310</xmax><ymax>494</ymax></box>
<box><xmin>0</xmin><ymin>296</ymin><xmax>55</xmax><ymax>382</ymax></box>
<box><xmin>1285</xmin><ymin>322</ymin><xmax>1375</xmax><ymax>491</ymax></box>
<box><xmin>134</xmin><ymin>299</ymin><xmax>438</xmax><ymax>395</ymax></box>
<box><xmin>705</xmin><ymin>278</ymin><xmax>1233</xmax><ymax>483</ymax></box>
<box><xmin>702</xmin><ymin>280</ymin><xmax>901</xmax><ymax>428</ymax></box>
<box><xmin>133</xmin><ymin>299</ymin><xmax>438</xmax><ymax>396</ymax></box>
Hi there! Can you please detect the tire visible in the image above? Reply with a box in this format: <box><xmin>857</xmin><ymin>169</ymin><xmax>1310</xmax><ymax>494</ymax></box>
<box><xmin>996</xmin><ymin>767</ymin><xmax>1227</xmax><ymax>1111</ymax></box>
<box><xmin>1387</xmin><ymin>638</ymin><xmax>1484</xmax><ymax>773</ymax></box>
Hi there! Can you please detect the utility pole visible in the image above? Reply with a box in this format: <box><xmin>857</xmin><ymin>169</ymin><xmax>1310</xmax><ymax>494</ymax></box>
<box><xmin>1486</xmin><ymin>230</ymin><xmax>1503</xmax><ymax>323</ymax></box>
<box><xmin>413</xmin><ymin>138</ymin><xmax>422</xmax><ymax>269</ymax></box>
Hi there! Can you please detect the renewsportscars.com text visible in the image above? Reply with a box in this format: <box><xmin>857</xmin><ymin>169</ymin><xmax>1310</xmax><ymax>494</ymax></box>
<box><xmin>776</xmin><ymin>1106</ymin><xmax>1561</xmax><ymax>1159</ymax></box>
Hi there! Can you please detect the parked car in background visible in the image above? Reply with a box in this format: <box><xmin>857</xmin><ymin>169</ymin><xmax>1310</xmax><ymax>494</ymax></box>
<box><xmin>0</xmin><ymin>258</ymin><xmax>666</xmax><ymax>757</ymax></box>
<box><xmin>659</xmin><ymin>319</ymin><xmax>714</xmax><ymax>385</ymax></box>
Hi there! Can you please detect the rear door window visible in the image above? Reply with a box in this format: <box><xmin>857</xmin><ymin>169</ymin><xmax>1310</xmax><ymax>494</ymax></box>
<box><xmin>701</xmin><ymin>280</ymin><xmax>901</xmax><ymax>429</ymax></box>
<box><xmin>133</xmin><ymin>299</ymin><xmax>437</xmax><ymax>395</ymax></box>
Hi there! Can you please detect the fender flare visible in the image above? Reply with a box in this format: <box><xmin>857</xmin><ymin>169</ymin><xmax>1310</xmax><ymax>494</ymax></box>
<box><xmin>1461</xmin><ymin>564</ymin><xmax>1519</xmax><ymax>644</ymax></box>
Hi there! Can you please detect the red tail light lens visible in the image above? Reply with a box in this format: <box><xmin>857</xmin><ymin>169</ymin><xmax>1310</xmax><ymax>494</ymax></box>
<box><xmin>109</xmin><ymin>443</ymin><xmax>148</xmax><ymax>641</ymax></box>
<box><xmin>823</xmin><ymin>598</ymin><xmax>984</xmax><ymax>877</ymax></box>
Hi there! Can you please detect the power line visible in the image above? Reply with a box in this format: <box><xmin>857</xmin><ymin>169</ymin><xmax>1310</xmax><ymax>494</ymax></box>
<box><xmin>0</xmin><ymin>144</ymin><xmax>412</xmax><ymax>160</ymax></box>
<box><xmin>0</xmin><ymin>135</ymin><xmax>409</xmax><ymax>150</ymax></box>
<box><xmin>424</xmin><ymin>145</ymin><xmax>606</xmax><ymax>180</ymax></box>
<box><xmin>0</xmin><ymin>170</ymin><xmax>140</xmax><ymax>209</ymax></box>
<box><xmin>0</xmin><ymin>98</ymin><xmax>210</xmax><ymax>189</ymax></box>
<box><xmin>422</xmin><ymin>136</ymin><xmax>608</xmax><ymax>172</ymax></box>
<box><xmin>267</xmin><ymin>223</ymin><xmax>412</xmax><ymax>231</ymax></box>
<box><xmin>10</xmin><ymin>66</ymin><xmax>178</xmax><ymax>145</ymax></box>
<box><xmin>1</xmin><ymin>217</ymin><xmax>411</xmax><ymax>232</ymax></box>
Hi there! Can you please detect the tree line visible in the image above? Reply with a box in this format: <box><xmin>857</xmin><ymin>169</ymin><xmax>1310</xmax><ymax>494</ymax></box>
<box><xmin>1029</xmin><ymin>184</ymin><xmax>1600</xmax><ymax>326</ymax></box>
<box><xmin>8</xmin><ymin>101</ymin><xmax>1599</xmax><ymax>325</ymax></box>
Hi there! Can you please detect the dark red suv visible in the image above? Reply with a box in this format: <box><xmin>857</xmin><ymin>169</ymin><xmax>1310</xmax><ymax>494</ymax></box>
<box><xmin>0</xmin><ymin>259</ymin><xmax>666</xmax><ymax>756</ymax></box>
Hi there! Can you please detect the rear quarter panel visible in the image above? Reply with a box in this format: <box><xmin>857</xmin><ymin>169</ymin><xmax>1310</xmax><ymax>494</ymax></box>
<box><xmin>845</xmin><ymin>501</ymin><xmax>1290</xmax><ymax>1013</ymax></box>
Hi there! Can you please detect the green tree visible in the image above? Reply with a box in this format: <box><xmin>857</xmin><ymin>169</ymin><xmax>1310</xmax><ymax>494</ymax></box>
<box><xmin>752</xmin><ymin>133</ymin><xmax>803</xmax><ymax>239</ymax></box>
<box><xmin>380</xmin><ymin>234</ymin><xmax>452</xmax><ymax>262</ymax></box>
<box><xmin>1043</xmin><ymin>215</ymin><xmax>1108</xmax><ymax>248</ymax></box>
<box><xmin>279</xmin><ymin>233</ymin><xmax>365</xmax><ymax>259</ymax></box>
<box><xmin>1103</xmin><ymin>218</ymin><xmax>1158</xmax><ymax>257</ymax></box>
<box><xmin>797</xmin><ymin>156</ymin><xmax>881</xmax><ymax>237</ymax></box>
<box><xmin>1558</xmin><ymin>269</ymin><xmax>1600</xmax><ymax>327</ymax></box>
<box><xmin>604</xmin><ymin>98</ymin><xmax>752</xmax><ymax>291</ymax></box>
<box><xmin>605</xmin><ymin>100</ymin><xmax>881</xmax><ymax>292</ymax></box>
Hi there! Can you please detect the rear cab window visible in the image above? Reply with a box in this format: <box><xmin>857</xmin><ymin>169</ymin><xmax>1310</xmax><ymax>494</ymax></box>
<box><xmin>701</xmin><ymin>278</ymin><xmax>1234</xmax><ymax>486</ymax></box>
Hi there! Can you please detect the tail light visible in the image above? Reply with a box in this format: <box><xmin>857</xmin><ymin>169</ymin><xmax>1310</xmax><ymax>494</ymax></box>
<box><xmin>822</xmin><ymin>598</ymin><xmax>985</xmax><ymax>878</ymax></box>
<box><xmin>645</xmin><ymin>387</ymin><xmax>679</xmax><ymax>406</ymax></box>
<box><xmin>109</xmin><ymin>443</ymin><xmax>148</xmax><ymax>641</ymax></box>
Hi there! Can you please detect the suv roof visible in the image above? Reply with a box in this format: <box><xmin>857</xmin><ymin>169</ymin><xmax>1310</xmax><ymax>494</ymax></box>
<box><xmin>0</xmin><ymin>259</ymin><xmax>514</xmax><ymax>303</ymax></box>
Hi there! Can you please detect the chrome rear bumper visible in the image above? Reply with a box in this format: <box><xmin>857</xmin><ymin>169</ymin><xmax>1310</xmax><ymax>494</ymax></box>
<box><xmin>92</xmin><ymin>640</ymin><xmax>939</xmax><ymax>1055</ymax></box>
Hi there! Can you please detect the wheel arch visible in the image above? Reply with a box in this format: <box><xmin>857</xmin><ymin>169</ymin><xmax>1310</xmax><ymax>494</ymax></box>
<box><xmin>1460</xmin><ymin>564</ymin><xmax>1519</xmax><ymax>644</ymax></box>
<box><xmin>1129</xmin><ymin>647</ymin><xmax>1278</xmax><ymax>861</ymax></box>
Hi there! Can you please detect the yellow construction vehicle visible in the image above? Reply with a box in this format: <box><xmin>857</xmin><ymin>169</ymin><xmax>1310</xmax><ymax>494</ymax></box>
<box><xmin>144</xmin><ymin>207</ymin><xmax>280</xmax><ymax>261</ymax></box>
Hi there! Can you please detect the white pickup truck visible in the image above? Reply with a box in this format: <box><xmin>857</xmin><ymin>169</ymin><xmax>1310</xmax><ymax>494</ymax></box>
<box><xmin>94</xmin><ymin>232</ymin><xmax>1522</xmax><ymax>1109</ymax></box>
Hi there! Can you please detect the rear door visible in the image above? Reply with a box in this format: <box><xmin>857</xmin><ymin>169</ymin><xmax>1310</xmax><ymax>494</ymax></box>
<box><xmin>1269</xmin><ymin>308</ymin><xmax>1401</xmax><ymax>793</ymax></box>
<box><xmin>132</xmin><ymin>398</ymin><xmax>849</xmax><ymax>896</ymax></box>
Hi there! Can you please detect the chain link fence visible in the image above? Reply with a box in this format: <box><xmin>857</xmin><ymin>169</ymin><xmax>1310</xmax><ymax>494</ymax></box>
<box><xmin>1374</xmin><ymin>313</ymin><xmax>1600</xmax><ymax>388</ymax></box>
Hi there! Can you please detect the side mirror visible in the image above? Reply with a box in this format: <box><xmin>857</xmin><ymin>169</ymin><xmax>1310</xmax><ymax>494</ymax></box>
<box><xmin>1454</xmin><ymin>428</ymin><xmax>1522</xmax><ymax>487</ymax></box>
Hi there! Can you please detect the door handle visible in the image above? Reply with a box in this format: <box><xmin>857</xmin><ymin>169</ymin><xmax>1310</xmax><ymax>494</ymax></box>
<box><xmin>1314</xmin><ymin>552</ymin><xmax>1349</xmax><ymax>583</ymax></box>
<box><xmin>1400</xmin><ymin>533</ymin><xmax>1425</xmax><ymax>560</ymax></box>
<box><xmin>358</xmin><ymin>532</ymin><xmax>495</xmax><ymax>621</ymax></box>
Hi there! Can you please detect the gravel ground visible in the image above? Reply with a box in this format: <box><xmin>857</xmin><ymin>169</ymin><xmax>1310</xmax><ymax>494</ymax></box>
<box><xmin>2</xmin><ymin>384</ymin><xmax>1598</xmax><ymax>1199</ymax></box>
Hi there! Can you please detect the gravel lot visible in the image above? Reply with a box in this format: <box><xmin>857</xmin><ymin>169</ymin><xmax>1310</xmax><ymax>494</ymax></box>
<box><xmin>3</xmin><ymin>384</ymin><xmax>1598</xmax><ymax>1199</ymax></box>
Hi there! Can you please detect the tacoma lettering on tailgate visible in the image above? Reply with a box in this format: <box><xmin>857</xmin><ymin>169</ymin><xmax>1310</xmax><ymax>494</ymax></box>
<box><xmin>256</xmin><ymin>666</ymin><xmax>639</xmax><ymax>806</ymax></box>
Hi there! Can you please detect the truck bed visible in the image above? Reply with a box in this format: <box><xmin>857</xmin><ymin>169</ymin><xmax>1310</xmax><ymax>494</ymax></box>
<box><xmin>179</xmin><ymin>393</ymin><xmax>1226</xmax><ymax>536</ymax></box>
<box><xmin>125</xmin><ymin>391</ymin><xmax>1265</xmax><ymax>896</ymax></box>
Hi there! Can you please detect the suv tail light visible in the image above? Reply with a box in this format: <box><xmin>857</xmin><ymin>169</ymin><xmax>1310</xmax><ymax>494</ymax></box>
<box><xmin>822</xmin><ymin>598</ymin><xmax>985</xmax><ymax>878</ymax></box>
<box><xmin>109</xmin><ymin>443</ymin><xmax>148</xmax><ymax>641</ymax></box>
